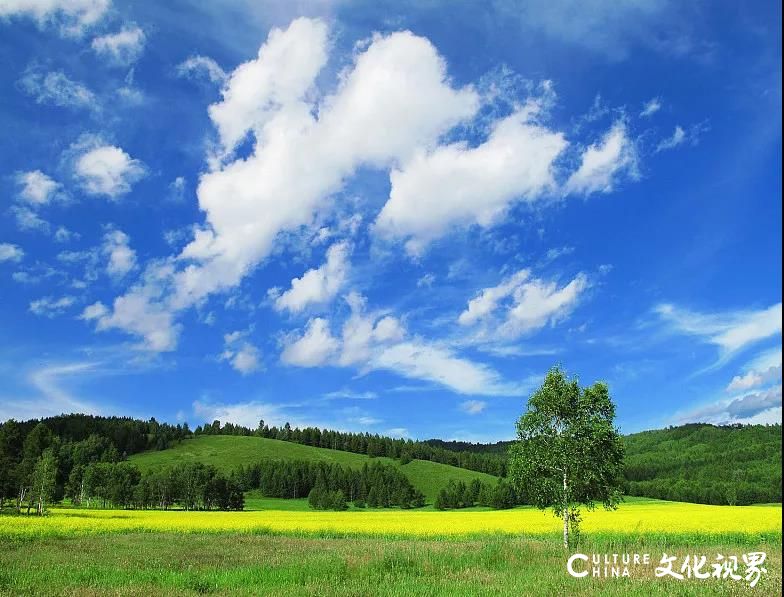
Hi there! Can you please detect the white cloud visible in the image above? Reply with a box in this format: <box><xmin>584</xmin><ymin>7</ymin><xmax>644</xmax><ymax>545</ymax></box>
<box><xmin>18</xmin><ymin>68</ymin><xmax>96</xmax><ymax>109</ymax></box>
<box><xmin>655</xmin><ymin>302</ymin><xmax>782</xmax><ymax>359</ymax></box>
<box><xmin>727</xmin><ymin>365</ymin><xmax>781</xmax><ymax>393</ymax></box>
<box><xmin>54</xmin><ymin>226</ymin><xmax>78</xmax><ymax>243</ymax></box>
<box><xmin>91</xmin><ymin>25</ymin><xmax>146</xmax><ymax>65</ymax></box>
<box><xmin>460</xmin><ymin>399</ymin><xmax>487</xmax><ymax>414</ymax></box>
<box><xmin>323</xmin><ymin>388</ymin><xmax>377</xmax><ymax>400</ymax></box>
<box><xmin>172</xmin><ymin>19</ymin><xmax>478</xmax><ymax>309</ymax></box>
<box><xmin>220</xmin><ymin>330</ymin><xmax>262</xmax><ymax>374</ymax></box>
<box><xmin>74</xmin><ymin>142</ymin><xmax>146</xmax><ymax>198</ymax></box>
<box><xmin>176</xmin><ymin>55</ymin><xmax>227</xmax><ymax>84</ymax></box>
<box><xmin>640</xmin><ymin>97</ymin><xmax>661</xmax><ymax>117</ymax></box>
<box><xmin>168</xmin><ymin>176</ymin><xmax>186</xmax><ymax>201</ymax></box>
<box><xmin>0</xmin><ymin>362</ymin><xmax>101</xmax><ymax>422</ymax></box>
<box><xmin>417</xmin><ymin>273</ymin><xmax>435</xmax><ymax>288</ymax></box>
<box><xmin>280</xmin><ymin>317</ymin><xmax>339</xmax><ymax>367</ymax></box>
<box><xmin>373</xmin><ymin>341</ymin><xmax>517</xmax><ymax>396</ymax></box>
<box><xmin>0</xmin><ymin>243</ymin><xmax>24</xmax><ymax>263</ymax></box>
<box><xmin>282</xmin><ymin>292</ymin><xmax>519</xmax><ymax>396</ymax></box>
<box><xmin>102</xmin><ymin>229</ymin><xmax>136</xmax><ymax>278</ymax></box>
<box><xmin>93</xmin><ymin>18</ymin><xmax>640</xmax><ymax>351</ymax></box>
<box><xmin>193</xmin><ymin>399</ymin><xmax>287</xmax><ymax>429</ymax></box>
<box><xmin>11</xmin><ymin>206</ymin><xmax>50</xmax><ymax>232</ymax></box>
<box><xmin>80</xmin><ymin>262</ymin><xmax>181</xmax><ymax>352</ymax></box>
<box><xmin>656</xmin><ymin>125</ymin><xmax>685</xmax><ymax>151</ymax></box>
<box><xmin>29</xmin><ymin>295</ymin><xmax>76</xmax><ymax>317</ymax></box>
<box><xmin>726</xmin><ymin>348</ymin><xmax>782</xmax><ymax>393</ymax></box>
<box><xmin>15</xmin><ymin>170</ymin><xmax>61</xmax><ymax>205</ymax></box>
<box><xmin>564</xmin><ymin>121</ymin><xmax>638</xmax><ymax>195</ymax></box>
<box><xmin>374</xmin><ymin>103</ymin><xmax>567</xmax><ymax>254</ymax></box>
<box><xmin>0</xmin><ymin>243</ymin><xmax>24</xmax><ymax>262</ymax></box>
<box><xmin>459</xmin><ymin>269</ymin><xmax>589</xmax><ymax>340</ymax></box>
<box><xmin>672</xmin><ymin>385</ymin><xmax>782</xmax><ymax>426</ymax></box>
<box><xmin>274</xmin><ymin>241</ymin><xmax>350</xmax><ymax>313</ymax></box>
<box><xmin>655</xmin><ymin>122</ymin><xmax>708</xmax><ymax>152</ymax></box>
<box><xmin>0</xmin><ymin>0</ymin><xmax>110</xmax><ymax>36</ymax></box>
<box><xmin>458</xmin><ymin>270</ymin><xmax>529</xmax><ymax>326</ymax></box>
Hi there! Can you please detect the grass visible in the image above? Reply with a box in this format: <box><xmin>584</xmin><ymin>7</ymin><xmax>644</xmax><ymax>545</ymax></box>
<box><xmin>129</xmin><ymin>435</ymin><xmax>498</xmax><ymax>501</ymax></box>
<box><xmin>1</xmin><ymin>499</ymin><xmax>780</xmax><ymax>595</ymax></box>
<box><xmin>0</xmin><ymin>532</ymin><xmax>780</xmax><ymax>596</ymax></box>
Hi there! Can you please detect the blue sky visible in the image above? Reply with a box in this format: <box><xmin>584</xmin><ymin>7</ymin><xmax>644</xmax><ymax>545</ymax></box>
<box><xmin>0</xmin><ymin>0</ymin><xmax>781</xmax><ymax>441</ymax></box>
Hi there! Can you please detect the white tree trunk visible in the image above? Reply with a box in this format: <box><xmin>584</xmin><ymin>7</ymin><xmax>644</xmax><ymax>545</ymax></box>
<box><xmin>562</xmin><ymin>470</ymin><xmax>569</xmax><ymax>548</ymax></box>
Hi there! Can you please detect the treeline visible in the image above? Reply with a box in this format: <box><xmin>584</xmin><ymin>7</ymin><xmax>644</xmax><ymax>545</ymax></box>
<box><xmin>236</xmin><ymin>459</ymin><xmax>425</xmax><ymax>509</ymax></box>
<box><xmin>195</xmin><ymin>420</ymin><xmax>507</xmax><ymax>476</ymax></box>
<box><xmin>0</xmin><ymin>416</ymin><xmax>190</xmax><ymax>510</ymax></box>
<box><xmin>434</xmin><ymin>479</ymin><xmax>518</xmax><ymax>510</ymax></box>
<box><xmin>623</xmin><ymin>423</ymin><xmax>782</xmax><ymax>505</ymax></box>
<box><xmin>69</xmin><ymin>461</ymin><xmax>244</xmax><ymax>511</ymax></box>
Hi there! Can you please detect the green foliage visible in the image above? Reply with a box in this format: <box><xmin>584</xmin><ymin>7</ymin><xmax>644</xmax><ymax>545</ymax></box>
<box><xmin>434</xmin><ymin>479</ymin><xmax>518</xmax><ymax>510</ymax></box>
<box><xmin>237</xmin><ymin>458</ymin><xmax>425</xmax><ymax>509</ymax></box>
<box><xmin>623</xmin><ymin>423</ymin><xmax>782</xmax><ymax>504</ymax></box>
<box><xmin>508</xmin><ymin>366</ymin><xmax>625</xmax><ymax>547</ymax></box>
<box><xmin>308</xmin><ymin>484</ymin><xmax>347</xmax><ymax>511</ymax></box>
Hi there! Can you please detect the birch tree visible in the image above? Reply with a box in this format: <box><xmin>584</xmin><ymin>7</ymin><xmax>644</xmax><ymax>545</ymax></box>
<box><xmin>508</xmin><ymin>366</ymin><xmax>625</xmax><ymax>548</ymax></box>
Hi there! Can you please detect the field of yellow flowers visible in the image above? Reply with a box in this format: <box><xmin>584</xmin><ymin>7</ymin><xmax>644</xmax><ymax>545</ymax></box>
<box><xmin>1</xmin><ymin>499</ymin><xmax>780</xmax><ymax>540</ymax></box>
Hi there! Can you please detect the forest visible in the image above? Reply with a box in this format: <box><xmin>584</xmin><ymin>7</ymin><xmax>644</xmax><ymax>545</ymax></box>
<box><xmin>0</xmin><ymin>414</ymin><xmax>781</xmax><ymax>512</ymax></box>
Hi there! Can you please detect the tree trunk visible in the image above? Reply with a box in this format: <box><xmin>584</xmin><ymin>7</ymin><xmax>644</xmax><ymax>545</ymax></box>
<box><xmin>562</xmin><ymin>471</ymin><xmax>569</xmax><ymax>549</ymax></box>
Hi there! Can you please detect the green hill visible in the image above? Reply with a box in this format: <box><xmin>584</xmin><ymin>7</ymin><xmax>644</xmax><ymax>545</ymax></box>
<box><xmin>624</xmin><ymin>423</ymin><xmax>782</xmax><ymax>504</ymax></box>
<box><xmin>129</xmin><ymin>435</ymin><xmax>498</xmax><ymax>502</ymax></box>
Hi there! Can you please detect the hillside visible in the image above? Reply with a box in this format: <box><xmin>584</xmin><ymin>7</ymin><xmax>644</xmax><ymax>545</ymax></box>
<box><xmin>129</xmin><ymin>435</ymin><xmax>498</xmax><ymax>502</ymax></box>
<box><xmin>623</xmin><ymin>423</ymin><xmax>782</xmax><ymax>504</ymax></box>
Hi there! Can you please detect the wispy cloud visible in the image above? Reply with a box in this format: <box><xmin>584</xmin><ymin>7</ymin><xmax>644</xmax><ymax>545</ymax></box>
<box><xmin>655</xmin><ymin>302</ymin><xmax>782</xmax><ymax>362</ymax></box>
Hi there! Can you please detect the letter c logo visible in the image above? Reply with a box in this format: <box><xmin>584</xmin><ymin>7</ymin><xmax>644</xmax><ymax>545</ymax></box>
<box><xmin>567</xmin><ymin>554</ymin><xmax>589</xmax><ymax>578</ymax></box>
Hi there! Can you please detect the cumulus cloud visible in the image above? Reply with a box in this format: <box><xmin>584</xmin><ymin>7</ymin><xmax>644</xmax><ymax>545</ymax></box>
<box><xmin>459</xmin><ymin>269</ymin><xmax>589</xmax><ymax>340</ymax></box>
<box><xmin>564</xmin><ymin>121</ymin><xmax>638</xmax><ymax>195</ymax></box>
<box><xmin>0</xmin><ymin>243</ymin><xmax>24</xmax><ymax>262</ymax></box>
<box><xmin>219</xmin><ymin>331</ymin><xmax>261</xmax><ymax>374</ymax></box>
<box><xmin>73</xmin><ymin>139</ymin><xmax>146</xmax><ymax>198</ymax></box>
<box><xmin>102</xmin><ymin>229</ymin><xmax>136</xmax><ymax>278</ymax></box>
<box><xmin>727</xmin><ymin>364</ymin><xmax>782</xmax><ymax>393</ymax></box>
<box><xmin>18</xmin><ymin>68</ymin><xmax>96</xmax><ymax>110</ymax></box>
<box><xmin>655</xmin><ymin>302</ymin><xmax>782</xmax><ymax>359</ymax></box>
<box><xmin>176</xmin><ymin>55</ymin><xmax>227</xmax><ymax>84</ymax></box>
<box><xmin>91</xmin><ymin>25</ymin><xmax>146</xmax><ymax>65</ymax></box>
<box><xmin>29</xmin><ymin>295</ymin><xmax>76</xmax><ymax>317</ymax></box>
<box><xmin>274</xmin><ymin>241</ymin><xmax>350</xmax><ymax>313</ymax></box>
<box><xmin>0</xmin><ymin>0</ymin><xmax>110</xmax><ymax>36</ymax></box>
<box><xmin>80</xmin><ymin>262</ymin><xmax>181</xmax><ymax>351</ymax></box>
<box><xmin>282</xmin><ymin>293</ymin><xmax>518</xmax><ymax>396</ymax></box>
<box><xmin>193</xmin><ymin>399</ymin><xmax>299</xmax><ymax>429</ymax></box>
<box><xmin>280</xmin><ymin>317</ymin><xmax>339</xmax><ymax>367</ymax></box>
<box><xmin>375</xmin><ymin>101</ymin><xmax>567</xmax><ymax>254</ymax></box>
<box><xmin>90</xmin><ymin>18</ymin><xmax>641</xmax><ymax>352</ymax></box>
<box><xmin>15</xmin><ymin>170</ymin><xmax>62</xmax><ymax>205</ymax></box>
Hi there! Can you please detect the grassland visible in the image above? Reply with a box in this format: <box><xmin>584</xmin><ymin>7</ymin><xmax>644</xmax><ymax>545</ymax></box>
<box><xmin>1</xmin><ymin>533</ymin><xmax>780</xmax><ymax>596</ymax></box>
<box><xmin>1</xmin><ymin>499</ymin><xmax>780</xmax><ymax>595</ymax></box>
<box><xmin>129</xmin><ymin>435</ymin><xmax>498</xmax><ymax>501</ymax></box>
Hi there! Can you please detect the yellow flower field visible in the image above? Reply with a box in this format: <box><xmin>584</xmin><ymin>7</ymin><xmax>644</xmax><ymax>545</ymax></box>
<box><xmin>1</xmin><ymin>500</ymin><xmax>780</xmax><ymax>539</ymax></box>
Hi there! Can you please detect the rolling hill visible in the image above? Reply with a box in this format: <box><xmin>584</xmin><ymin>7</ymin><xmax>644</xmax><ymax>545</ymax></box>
<box><xmin>129</xmin><ymin>435</ymin><xmax>498</xmax><ymax>502</ymax></box>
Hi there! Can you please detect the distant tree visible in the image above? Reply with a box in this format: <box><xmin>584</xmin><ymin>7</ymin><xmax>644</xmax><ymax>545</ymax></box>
<box><xmin>508</xmin><ymin>366</ymin><xmax>625</xmax><ymax>548</ymax></box>
<box><xmin>30</xmin><ymin>448</ymin><xmax>57</xmax><ymax>515</ymax></box>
